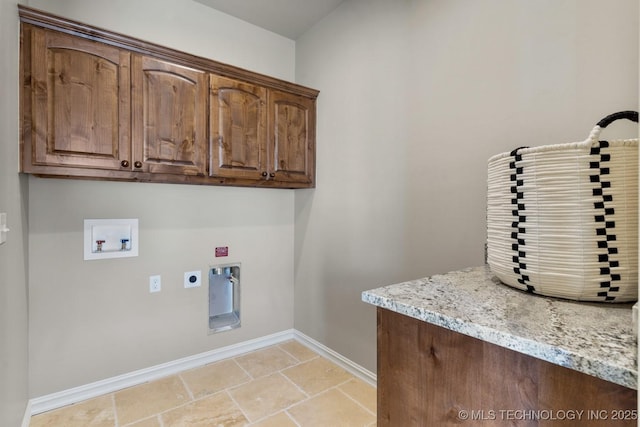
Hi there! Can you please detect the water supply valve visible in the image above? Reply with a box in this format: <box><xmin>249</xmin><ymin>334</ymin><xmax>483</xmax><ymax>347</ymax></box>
<box><xmin>84</xmin><ymin>218</ymin><xmax>139</xmax><ymax>260</ymax></box>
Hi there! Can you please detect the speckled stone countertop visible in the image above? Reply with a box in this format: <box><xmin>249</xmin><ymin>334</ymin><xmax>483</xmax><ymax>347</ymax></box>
<box><xmin>362</xmin><ymin>265</ymin><xmax>637</xmax><ymax>389</ymax></box>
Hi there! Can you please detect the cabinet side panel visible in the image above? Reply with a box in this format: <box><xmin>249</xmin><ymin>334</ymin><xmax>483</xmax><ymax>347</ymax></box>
<box><xmin>377</xmin><ymin>308</ymin><xmax>432</xmax><ymax>426</ymax></box>
<box><xmin>30</xmin><ymin>27</ymin><xmax>48</xmax><ymax>165</ymax></box>
<box><xmin>537</xmin><ymin>363</ymin><xmax>637</xmax><ymax>427</ymax></box>
<box><xmin>20</xmin><ymin>24</ymin><xmax>34</xmax><ymax>172</ymax></box>
<box><xmin>480</xmin><ymin>336</ymin><xmax>539</xmax><ymax>423</ymax></box>
<box><xmin>377</xmin><ymin>308</ymin><xmax>637</xmax><ymax>427</ymax></box>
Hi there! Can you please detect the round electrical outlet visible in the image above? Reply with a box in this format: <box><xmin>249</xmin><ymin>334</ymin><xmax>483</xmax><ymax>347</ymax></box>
<box><xmin>184</xmin><ymin>271</ymin><xmax>201</xmax><ymax>288</ymax></box>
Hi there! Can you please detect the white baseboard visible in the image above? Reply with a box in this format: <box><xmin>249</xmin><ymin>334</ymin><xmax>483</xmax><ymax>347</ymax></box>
<box><xmin>21</xmin><ymin>400</ymin><xmax>32</xmax><ymax>427</ymax></box>
<box><xmin>29</xmin><ymin>329</ymin><xmax>295</xmax><ymax>416</ymax></box>
<box><xmin>29</xmin><ymin>329</ymin><xmax>376</xmax><ymax>416</ymax></box>
<box><xmin>292</xmin><ymin>330</ymin><xmax>377</xmax><ymax>387</ymax></box>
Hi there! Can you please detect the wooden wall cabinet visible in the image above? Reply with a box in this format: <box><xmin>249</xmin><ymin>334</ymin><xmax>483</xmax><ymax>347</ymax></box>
<box><xmin>22</xmin><ymin>26</ymin><xmax>132</xmax><ymax>173</ymax></box>
<box><xmin>19</xmin><ymin>5</ymin><xmax>318</xmax><ymax>188</ymax></box>
<box><xmin>209</xmin><ymin>78</ymin><xmax>316</xmax><ymax>186</ymax></box>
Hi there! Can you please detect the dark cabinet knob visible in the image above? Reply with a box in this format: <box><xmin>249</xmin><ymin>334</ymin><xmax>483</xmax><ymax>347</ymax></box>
<box><xmin>269</xmin><ymin>172</ymin><xmax>275</xmax><ymax>178</ymax></box>
<box><xmin>261</xmin><ymin>171</ymin><xmax>268</xmax><ymax>177</ymax></box>
<box><xmin>134</xmin><ymin>161</ymin><xmax>143</xmax><ymax>168</ymax></box>
<box><xmin>120</xmin><ymin>160</ymin><xmax>130</xmax><ymax>168</ymax></box>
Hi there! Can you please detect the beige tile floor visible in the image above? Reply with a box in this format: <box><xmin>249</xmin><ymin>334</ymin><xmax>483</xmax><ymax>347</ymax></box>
<box><xmin>29</xmin><ymin>340</ymin><xmax>377</xmax><ymax>427</ymax></box>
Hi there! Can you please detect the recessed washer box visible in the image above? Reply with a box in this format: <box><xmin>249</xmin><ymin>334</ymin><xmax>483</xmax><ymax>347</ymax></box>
<box><xmin>84</xmin><ymin>219</ymin><xmax>139</xmax><ymax>260</ymax></box>
<box><xmin>209</xmin><ymin>264</ymin><xmax>240</xmax><ymax>333</ymax></box>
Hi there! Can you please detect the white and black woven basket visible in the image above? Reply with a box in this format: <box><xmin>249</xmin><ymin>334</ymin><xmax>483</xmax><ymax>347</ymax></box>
<box><xmin>487</xmin><ymin>111</ymin><xmax>638</xmax><ymax>302</ymax></box>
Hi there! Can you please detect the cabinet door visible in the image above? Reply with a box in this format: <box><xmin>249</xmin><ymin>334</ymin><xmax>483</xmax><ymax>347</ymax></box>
<box><xmin>132</xmin><ymin>55</ymin><xmax>207</xmax><ymax>176</ymax></box>
<box><xmin>24</xmin><ymin>27</ymin><xmax>131</xmax><ymax>171</ymax></box>
<box><xmin>210</xmin><ymin>75</ymin><xmax>267</xmax><ymax>180</ymax></box>
<box><xmin>268</xmin><ymin>90</ymin><xmax>315</xmax><ymax>186</ymax></box>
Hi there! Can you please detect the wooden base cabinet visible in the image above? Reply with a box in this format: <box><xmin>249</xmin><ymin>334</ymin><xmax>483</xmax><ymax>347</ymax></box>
<box><xmin>19</xmin><ymin>5</ymin><xmax>318</xmax><ymax>188</ymax></box>
<box><xmin>377</xmin><ymin>308</ymin><xmax>637</xmax><ymax>427</ymax></box>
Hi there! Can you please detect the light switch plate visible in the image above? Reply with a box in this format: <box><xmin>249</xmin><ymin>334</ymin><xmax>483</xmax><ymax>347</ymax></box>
<box><xmin>0</xmin><ymin>213</ymin><xmax>8</xmax><ymax>245</ymax></box>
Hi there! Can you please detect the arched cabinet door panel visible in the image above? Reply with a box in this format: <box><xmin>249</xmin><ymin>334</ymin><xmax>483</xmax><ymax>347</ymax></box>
<box><xmin>131</xmin><ymin>55</ymin><xmax>207</xmax><ymax>176</ymax></box>
<box><xmin>268</xmin><ymin>90</ymin><xmax>315</xmax><ymax>186</ymax></box>
<box><xmin>210</xmin><ymin>75</ymin><xmax>267</xmax><ymax>180</ymax></box>
<box><xmin>23</xmin><ymin>26</ymin><xmax>131</xmax><ymax>171</ymax></box>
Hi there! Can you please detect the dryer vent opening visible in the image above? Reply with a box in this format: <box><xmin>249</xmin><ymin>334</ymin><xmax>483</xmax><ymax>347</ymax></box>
<box><xmin>209</xmin><ymin>264</ymin><xmax>240</xmax><ymax>333</ymax></box>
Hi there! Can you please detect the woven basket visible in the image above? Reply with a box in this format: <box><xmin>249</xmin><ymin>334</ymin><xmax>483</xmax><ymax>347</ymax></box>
<box><xmin>487</xmin><ymin>111</ymin><xmax>639</xmax><ymax>302</ymax></box>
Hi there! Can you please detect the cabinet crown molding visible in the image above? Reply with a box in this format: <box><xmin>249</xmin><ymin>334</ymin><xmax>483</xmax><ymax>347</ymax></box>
<box><xmin>18</xmin><ymin>5</ymin><xmax>319</xmax><ymax>99</ymax></box>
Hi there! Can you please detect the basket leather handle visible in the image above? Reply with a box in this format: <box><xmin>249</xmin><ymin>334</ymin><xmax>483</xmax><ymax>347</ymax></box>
<box><xmin>597</xmin><ymin>111</ymin><xmax>638</xmax><ymax>128</ymax></box>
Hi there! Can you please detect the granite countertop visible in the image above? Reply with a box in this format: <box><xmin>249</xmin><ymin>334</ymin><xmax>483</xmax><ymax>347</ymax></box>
<box><xmin>362</xmin><ymin>265</ymin><xmax>637</xmax><ymax>389</ymax></box>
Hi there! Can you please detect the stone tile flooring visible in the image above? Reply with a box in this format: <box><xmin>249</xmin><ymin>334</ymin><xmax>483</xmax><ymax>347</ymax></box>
<box><xmin>29</xmin><ymin>340</ymin><xmax>377</xmax><ymax>426</ymax></box>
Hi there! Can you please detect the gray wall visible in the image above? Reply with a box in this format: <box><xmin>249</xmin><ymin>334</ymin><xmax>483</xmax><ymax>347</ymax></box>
<box><xmin>8</xmin><ymin>0</ymin><xmax>640</xmax><ymax>405</ymax></box>
<box><xmin>294</xmin><ymin>0</ymin><xmax>639</xmax><ymax>373</ymax></box>
<box><xmin>26</xmin><ymin>0</ymin><xmax>298</xmax><ymax>397</ymax></box>
<box><xmin>0</xmin><ymin>0</ymin><xmax>29</xmax><ymax>424</ymax></box>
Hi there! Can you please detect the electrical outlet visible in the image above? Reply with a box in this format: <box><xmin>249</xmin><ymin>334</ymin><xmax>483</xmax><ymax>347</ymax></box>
<box><xmin>149</xmin><ymin>275</ymin><xmax>161</xmax><ymax>293</ymax></box>
<box><xmin>184</xmin><ymin>270</ymin><xmax>201</xmax><ymax>288</ymax></box>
